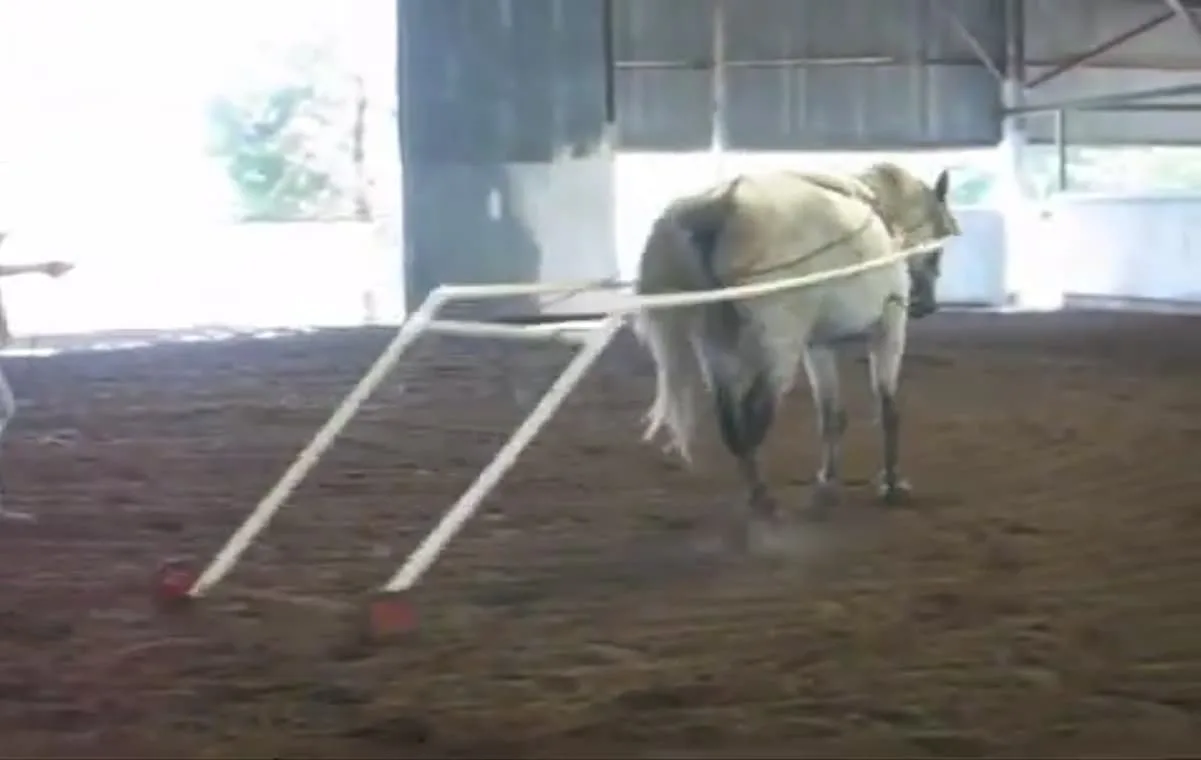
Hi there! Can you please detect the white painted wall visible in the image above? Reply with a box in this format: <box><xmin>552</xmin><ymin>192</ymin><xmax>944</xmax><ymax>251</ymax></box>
<box><xmin>505</xmin><ymin>152</ymin><xmax>620</xmax><ymax>315</ymax></box>
<box><xmin>1046</xmin><ymin>194</ymin><xmax>1201</xmax><ymax>306</ymax></box>
<box><xmin>940</xmin><ymin>208</ymin><xmax>1007</xmax><ymax>307</ymax></box>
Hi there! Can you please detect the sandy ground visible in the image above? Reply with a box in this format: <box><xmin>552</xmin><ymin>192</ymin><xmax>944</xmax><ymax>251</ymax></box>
<box><xmin>0</xmin><ymin>309</ymin><xmax>1199</xmax><ymax>758</ymax></box>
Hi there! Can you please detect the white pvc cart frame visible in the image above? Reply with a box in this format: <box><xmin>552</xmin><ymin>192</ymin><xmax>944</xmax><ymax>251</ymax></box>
<box><xmin>185</xmin><ymin>237</ymin><xmax>948</xmax><ymax>602</ymax></box>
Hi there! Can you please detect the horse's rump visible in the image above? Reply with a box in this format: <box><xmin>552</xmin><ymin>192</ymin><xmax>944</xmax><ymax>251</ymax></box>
<box><xmin>719</xmin><ymin>174</ymin><xmax>902</xmax><ymax>392</ymax></box>
<box><xmin>634</xmin><ymin>171</ymin><xmax>903</xmax><ymax>462</ymax></box>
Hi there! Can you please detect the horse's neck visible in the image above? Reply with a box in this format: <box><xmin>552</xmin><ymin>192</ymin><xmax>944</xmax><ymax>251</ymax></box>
<box><xmin>855</xmin><ymin>165</ymin><xmax>926</xmax><ymax>236</ymax></box>
<box><xmin>787</xmin><ymin>170</ymin><xmax>898</xmax><ymax>223</ymax></box>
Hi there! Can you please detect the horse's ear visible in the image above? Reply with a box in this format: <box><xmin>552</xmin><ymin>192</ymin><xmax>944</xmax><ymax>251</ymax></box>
<box><xmin>933</xmin><ymin>169</ymin><xmax>950</xmax><ymax>202</ymax></box>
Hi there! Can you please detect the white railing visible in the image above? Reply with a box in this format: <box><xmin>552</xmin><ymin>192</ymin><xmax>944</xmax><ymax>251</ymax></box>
<box><xmin>182</xmin><ymin>235</ymin><xmax>950</xmax><ymax>616</ymax></box>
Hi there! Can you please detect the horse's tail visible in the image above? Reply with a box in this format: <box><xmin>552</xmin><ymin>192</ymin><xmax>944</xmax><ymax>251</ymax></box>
<box><xmin>634</xmin><ymin>179</ymin><xmax>770</xmax><ymax>463</ymax></box>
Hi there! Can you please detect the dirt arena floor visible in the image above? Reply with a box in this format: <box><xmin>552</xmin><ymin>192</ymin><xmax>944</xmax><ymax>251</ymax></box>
<box><xmin>1</xmin><ymin>309</ymin><xmax>1200</xmax><ymax>758</ymax></box>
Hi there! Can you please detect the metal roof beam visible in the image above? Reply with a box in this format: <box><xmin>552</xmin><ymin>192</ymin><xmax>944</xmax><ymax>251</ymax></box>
<box><xmin>1007</xmin><ymin>82</ymin><xmax>1201</xmax><ymax>114</ymax></box>
<box><xmin>1025</xmin><ymin>9</ymin><xmax>1175</xmax><ymax>89</ymax></box>
<box><xmin>1161</xmin><ymin>0</ymin><xmax>1201</xmax><ymax>49</ymax></box>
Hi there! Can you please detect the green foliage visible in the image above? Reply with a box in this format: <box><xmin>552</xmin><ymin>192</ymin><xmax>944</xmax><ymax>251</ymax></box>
<box><xmin>944</xmin><ymin>164</ymin><xmax>995</xmax><ymax>205</ymax></box>
<box><xmin>207</xmin><ymin>41</ymin><xmax>363</xmax><ymax>222</ymax></box>
<box><xmin>944</xmin><ymin>146</ymin><xmax>1201</xmax><ymax>205</ymax></box>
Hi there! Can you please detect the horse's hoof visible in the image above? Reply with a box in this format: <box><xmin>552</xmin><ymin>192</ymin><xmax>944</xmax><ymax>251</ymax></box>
<box><xmin>876</xmin><ymin>477</ymin><xmax>913</xmax><ymax>506</ymax></box>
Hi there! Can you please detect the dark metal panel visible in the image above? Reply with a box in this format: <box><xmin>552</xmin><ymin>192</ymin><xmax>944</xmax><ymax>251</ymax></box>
<box><xmin>725</xmin><ymin>0</ymin><xmax>927</xmax><ymax>61</ymax></box>
<box><xmin>397</xmin><ymin>0</ymin><xmax>607</xmax><ymax>163</ymax></box>
<box><xmin>924</xmin><ymin>64</ymin><xmax>1005</xmax><ymax>145</ymax></box>
<box><xmin>601</xmin><ymin>0</ymin><xmax>1201</xmax><ymax>152</ymax></box>
<box><xmin>396</xmin><ymin>0</ymin><xmax>618</xmax><ymax>311</ymax></box>
<box><xmin>550</xmin><ymin>0</ymin><xmax>611</xmax><ymax>154</ymax></box>
<box><xmin>723</xmin><ymin>0</ymin><xmax>1004</xmax><ymax>64</ymax></box>
<box><xmin>607</xmin><ymin>0</ymin><xmax>1007</xmax><ymax>151</ymax></box>
<box><xmin>611</xmin><ymin>0</ymin><xmax>712</xmax><ymax>62</ymax></box>
<box><xmin>724</xmin><ymin>64</ymin><xmax>1001</xmax><ymax>150</ymax></box>
<box><xmin>609</xmin><ymin>0</ymin><xmax>713</xmax><ymax>149</ymax></box>
<box><xmin>615</xmin><ymin>69</ymin><xmax>713</xmax><ymax>151</ymax></box>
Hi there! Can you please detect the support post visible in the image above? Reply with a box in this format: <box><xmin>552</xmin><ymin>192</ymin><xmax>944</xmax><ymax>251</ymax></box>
<box><xmin>1000</xmin><ymin>0</ymin><xmax>1028</xmax><ymax>202</ymax></box>
<box><xmin>1000</xmin><ymin>0</ymin><xmax>1036</xmax><ymax>308</ymax></box>
<box><xmin>710</xmin><ymin>0</ymin><xmax>728</xmax><ymax>179</ymax></box>
<box><xmin>1053</xmin><ymin>110</ymin><xmax>1068</xmax><ymax>193</ymax></box>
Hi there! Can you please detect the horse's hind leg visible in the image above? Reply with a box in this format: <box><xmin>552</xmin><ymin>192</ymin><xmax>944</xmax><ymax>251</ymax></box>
<box><xmin>867</xmin><ymin>316</ymin><xmax>912</xmax><ymax>505</ymax></box>
<box><xmin>711</xmin><ymin>369</ymin><xmax>779</xmax><ymax>541</ymax></box>
<box><xmin>802</xmin><ymin>345</ymin><xmax>846</xmax><ymax>517</ymax></box>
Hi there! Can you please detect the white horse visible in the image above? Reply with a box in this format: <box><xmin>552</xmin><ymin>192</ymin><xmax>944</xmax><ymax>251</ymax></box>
<box><xmin>634</xmin><ymin>162</ymin><xmax>960</xmax><ymax>543</ymax></box>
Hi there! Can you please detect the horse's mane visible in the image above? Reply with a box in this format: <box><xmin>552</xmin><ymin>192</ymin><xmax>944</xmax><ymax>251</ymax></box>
<box><xmin>854</xmin><ymin>162</ymin><xmax>946</xmax><ymax>244</ymax></box>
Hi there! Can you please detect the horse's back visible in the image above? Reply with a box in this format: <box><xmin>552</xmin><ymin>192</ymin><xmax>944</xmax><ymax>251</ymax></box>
<box><xmin>650</xmin><ymin>168</ymin><xmax>907</xmax><ymax>326</ymax></box>
<box><xmin>715</xmin><ymin>170</ymin><xmax>903</xmax><ymax>376</ymax></box>
<box><xmin>720</xmin><ymin>171</ymin><xmax>900</xmax><ymax>288</ymax></box>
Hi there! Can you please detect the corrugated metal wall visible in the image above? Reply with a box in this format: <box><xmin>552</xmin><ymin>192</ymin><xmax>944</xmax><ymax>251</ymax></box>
<box><xmin>399</xmin><ymin>0</ymin><xmax>608</xmax><ymax>163</ymax></box>
<box><xmin>1049</xmin><ymin>196</ymin><xmax>1201</xmax><ymax>303</ymax></box>
<box><xmin>611</xmin><ymin>0</ymin><xmax>713</xmax><ymax>150</ymax></box>
<box><xmin>613</xmin><ymin>0</ymin><xmax>1005</xmax><ymax>151</ymax></box>
<box><xmin>396</xmin><ymin>0</ymin><xmax>1201</xmax><ymax>154</ymax></box>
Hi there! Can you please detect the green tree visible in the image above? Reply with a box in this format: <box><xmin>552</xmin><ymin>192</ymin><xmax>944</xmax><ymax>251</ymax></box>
<box><xmin>207</xmin><ymin>40</ymin><xmax>367</xmax><ymax>221</ymax></box>
<box><xmin>945</xmin><ymin>164</ymin><xmax>995</xmax><ymax>205</ymax></box>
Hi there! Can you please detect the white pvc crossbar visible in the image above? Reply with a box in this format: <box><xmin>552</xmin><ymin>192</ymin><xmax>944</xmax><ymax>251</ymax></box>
<box><xmin>187</xmin><ymin>235</ymin><xmax>950</xmax><ymax>600</ymax></box>
<box><xmin>383</xmin><ymin>316</ymin><xmax>622</xmax><ymax>592</ymax></box>
<box><xmin>424</xmin><ymin>318</ymin><xmax>607</xmax><ymax>343</ymax></box>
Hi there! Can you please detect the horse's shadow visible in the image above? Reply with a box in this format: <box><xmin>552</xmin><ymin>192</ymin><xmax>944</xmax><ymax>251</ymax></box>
<box><xmin>465</xmin><ymin>489</ymin><xmax>922</xmax><ymax>611</ymax></box>
<box><xmin>465</xmin><ymin>532</ymin><xmax>732</xmax><ymax>611</ymax></box>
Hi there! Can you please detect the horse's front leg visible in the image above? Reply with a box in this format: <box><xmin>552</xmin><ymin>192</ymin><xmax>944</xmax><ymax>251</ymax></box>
<box><xmin>802</xmin><ymin>345</ymin><xmax>846</xmax><ymax>517</ymax></box>
<box><xmin>867</xmin><ymin>315</ymin><xmax>912</xmax><ymax>505</ymax></box>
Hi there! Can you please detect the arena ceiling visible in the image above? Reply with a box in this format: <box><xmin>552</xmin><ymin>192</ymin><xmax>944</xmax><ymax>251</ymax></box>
<box><xmin>612</xmin><ymin>0</ymin><xmax>1201</xmax><ymax>150</ymax></box>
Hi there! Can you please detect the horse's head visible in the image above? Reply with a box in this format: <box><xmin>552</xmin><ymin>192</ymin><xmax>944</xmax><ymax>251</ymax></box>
<box><xmin>906</xmin><ymin>169</ymin><xmax>959</xmax><ymax>319</ymax></box>
<box><xmin>859</xmin><ymin>163</ymin><xmax>960</xmax><ymax>320</ymax></box>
